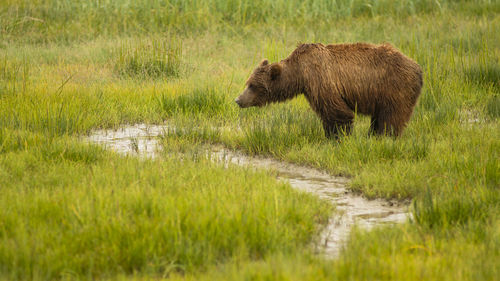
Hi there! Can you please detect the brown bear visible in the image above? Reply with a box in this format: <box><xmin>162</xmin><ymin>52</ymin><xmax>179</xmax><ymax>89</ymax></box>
<box><xmin>235</xmin><ymin>43</ymin><xmax>423</xmax><ymax>138</ymax></box>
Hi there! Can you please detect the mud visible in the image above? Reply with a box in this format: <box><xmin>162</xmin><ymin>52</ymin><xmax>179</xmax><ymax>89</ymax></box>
<box><xmin>88</xmin><ymin>124</ymin><xmax>409</xmax><ymax>257</ymax></box>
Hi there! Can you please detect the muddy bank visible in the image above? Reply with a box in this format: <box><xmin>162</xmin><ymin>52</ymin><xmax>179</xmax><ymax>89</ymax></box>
<box><xmin>88</xmin><ymin>124</ymin><xmax>409</xmax><ymax>257</ymax></box>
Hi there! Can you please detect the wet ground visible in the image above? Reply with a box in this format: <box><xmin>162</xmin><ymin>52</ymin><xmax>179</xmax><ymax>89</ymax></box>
<box><xmin>88</xmin><ymin>124</ymin><xmax>409</xmax><ymax>257</ymax></box>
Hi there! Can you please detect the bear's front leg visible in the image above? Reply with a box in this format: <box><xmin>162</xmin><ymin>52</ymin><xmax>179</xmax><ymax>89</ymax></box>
<box><xmin>316</xmin><ymin>98</ymin><xmax>355</xmax><ymax>139</ymax></box>
<box><xmin>322</xmin><ymin>120</ymin><xmax>353</xmax><ymax>139</ymax></box>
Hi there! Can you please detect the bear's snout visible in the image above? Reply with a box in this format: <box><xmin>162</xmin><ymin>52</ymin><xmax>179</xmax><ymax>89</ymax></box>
<box><xmin>235</xmin><ymin>97</ymin><xmax>243</xmax><ymax>108</ymax></box>
<box><xmin>235</xmin><ymin>87</ymin><xmax>258</xmax><ymax>108</ymax></box>
<box><xmin>235</xmin><ymin>92</ymin><xmax>252</xmax><ymax>108</ymax></box>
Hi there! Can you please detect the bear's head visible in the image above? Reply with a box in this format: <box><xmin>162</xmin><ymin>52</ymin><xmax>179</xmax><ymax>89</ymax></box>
<box><xmin>235</xmin><ymin>59</ymin><xmax>282</xmax><ymax>108</ymax></box>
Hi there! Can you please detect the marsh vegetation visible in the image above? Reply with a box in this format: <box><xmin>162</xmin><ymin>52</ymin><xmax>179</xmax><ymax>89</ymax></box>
<box><xmin>0</xmin><ymin>0</ymin><xmax>499</xmax><ymax>280</ymax></box>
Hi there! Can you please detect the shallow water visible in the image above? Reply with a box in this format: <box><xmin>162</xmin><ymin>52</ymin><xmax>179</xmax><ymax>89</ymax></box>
<box><xmin>88</xmin><ymin>124</ymin><xmax>409</xmax><ymax>257</ymax></box>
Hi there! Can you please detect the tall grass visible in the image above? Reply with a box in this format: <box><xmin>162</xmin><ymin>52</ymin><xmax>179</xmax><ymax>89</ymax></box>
<box><xmin>159</xmin><ymin>87</ymin><xmax>236</xmax><ymax>118</ymax></box>
<box><xmin>0</xmin><ymin>56</ymin><xmax>30</xmax><ymax>95</ymax></box>
<box><xmin>0</xmin><ymin>138</ymin><xmax>330</xmax><ymax>279</ymax></box>
<box><xmin>173</xmin><ymin>221</ymin><xmax>500</xmax><ymax>281</ymax></box>
<box><xmin>2</xmin><ymin>0</ymin><xmax>499</xmax><ymax>42</ymax></box>
<box><xmin>114</xmin><ymin>37</ymin><xmax>182</xmax><ymax>79</ymax></box>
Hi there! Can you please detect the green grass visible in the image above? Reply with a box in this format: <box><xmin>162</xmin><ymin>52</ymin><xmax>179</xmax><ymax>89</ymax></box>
<box><xmin>114</xmin><ymin>37</ymin><xmax>182</xmax><ymax>79</ymax></box>
<box><xmin>0</xmin><ymin>130</ymin><xmax>331</xmax><ymax>280</ymax></box>
<box><xmin>2</xmin><ymin>0</ymin><xmax>499</xmax><ymax>43</ymax></box>
<box><xmin>169</xmin><ymin>221</ymin><xmax>500</xmax><ymax>281</ymax></box>
<box><xmin>0</xmin><ymin>0</ymin><xmax>499</xmax><ymax>280</ymax></box>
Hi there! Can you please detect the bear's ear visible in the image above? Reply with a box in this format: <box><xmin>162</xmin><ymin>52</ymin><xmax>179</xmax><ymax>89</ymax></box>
<box><xmin>270</xmin><ymin>63</ymin><xmax>282</xmax><ymax>80</ymax></box>
<box><xmin>259</xmin><ymin>59</ymin><xmax>269</xmax><ymax>67</ymax></box>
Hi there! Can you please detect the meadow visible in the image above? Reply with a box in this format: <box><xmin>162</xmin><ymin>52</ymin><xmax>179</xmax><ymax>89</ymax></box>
<box><xmin>0</xmin><ymin>0</ymin><xmax>499</xmax><ymax>280</ymax></box>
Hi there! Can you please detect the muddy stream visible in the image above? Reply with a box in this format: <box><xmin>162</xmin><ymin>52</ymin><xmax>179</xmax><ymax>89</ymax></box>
<box><xmin>88</xmin><ymin>124</ymin><xmax>409</xmax><ymax>257</ymax></box>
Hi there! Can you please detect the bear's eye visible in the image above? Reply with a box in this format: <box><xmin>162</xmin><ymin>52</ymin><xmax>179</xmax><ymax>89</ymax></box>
<box><xmin>248</xmin><ymin>84</ymin><xmax>255</xmax><ymax>90</ymax></box>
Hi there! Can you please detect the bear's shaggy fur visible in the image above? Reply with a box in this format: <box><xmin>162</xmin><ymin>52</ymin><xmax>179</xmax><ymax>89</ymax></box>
<box><xmin>235</xmin><ymin>43</ymin><xmax>423</xmax><ymax>138</ymax></box>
